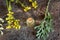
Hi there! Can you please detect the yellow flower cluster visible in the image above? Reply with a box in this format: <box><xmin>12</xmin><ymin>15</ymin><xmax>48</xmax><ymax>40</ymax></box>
<box><xmin>6</xmin><ymin>11</ymin><xmax>21</xmax><ymax>30</ymax></box>
<box><xmin>32</xmin><ymin>1</ymin><xmax>38</xmax><ymax>9</ymax></box>
<box><xmin>23</xmin><ymin>0</ymin><xmax>38</xmax><ymax>12</ymax></box>
<box><xmin>24</xmin><ymin>6</ymin><xmax>31</xmax><ymax>12</ymax></box>
<box><xmin>6</xmin><ymin>11</ymin><xmax>14</xmax><ymax>24</ymax></box>
<box><xmin>29</xmin><ymin>0</ymin><xmax>38</xmax><ymax>9</ymax></box>
<box><xmin>7</xmin><ymin>0</ymin><xmax>38</xmax><ymax>12</ymax></box>
<box><xmin>13</xmin><ymin>20</ymin><xmax>20</xmax><ymax>29</ymax></box>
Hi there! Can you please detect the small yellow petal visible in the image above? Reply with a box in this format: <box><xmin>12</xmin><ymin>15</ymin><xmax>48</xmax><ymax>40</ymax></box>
<box><xmin>24</xmin><ymin>9</ymin><xmax>27</xmax><ymax>12</ymax></box>
<box><xmin>24</xmin><ymin>6</ymin><xmax>31</xmax><ymax>12</ymax></box>
<box><xmin>6</xmin><ymin>18</ymin><xmax>9</xmax><ymax>20</ymax></box>
<box><xmin>32</xmin><ymin>1</ymin><xmax>38</xmax><ymax>9</ymax></box>
<box><xmin>6</xmin><ymin>26</ymin><xmax>11</xmax><ymax>29</ymax></box>
<box><xmin>29</xmin><ymin>0</ymin><xmax>32</xmax><ymax>2</ymax></box>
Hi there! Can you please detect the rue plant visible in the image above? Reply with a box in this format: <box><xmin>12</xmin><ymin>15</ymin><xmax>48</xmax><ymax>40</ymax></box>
<box><xmin>29</xmin><ymin>0</ymin><xmax>38</xmax><ymax>9</ymax></box>
<box><xmin>34</xmin><ymin>0</ymin><xmax>53</xmax><ymax>40</ymax></box>
<box><xmin>6</xmin><ymin>0</ymin><xmax>21</xmax><ymax>30</ymax></box>
<box><xmin>9</xmin><ymin>0</ymin><xmax>38</xmax><ymax>12</ymax></box>
<box><xmin>6</xmin><ymin>11</ymin><xmax>21</xmax><ymax>30</ymax></box>
<box><xmin>6</xmin><ymin>11</ymin><xmax>21</xmax><ymax>29</ymax></box>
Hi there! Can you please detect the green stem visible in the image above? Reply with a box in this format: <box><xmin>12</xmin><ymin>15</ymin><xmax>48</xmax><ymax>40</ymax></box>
<box><xmin>6</xmin><ymin>0</ymin><xmax>9</xmax><ymax>10</ymax></box>
<box><xmin>19</xmin><ymin>1</ymin><xmax>25</xmax><ymax>8</ymax></box>
<box><xmin>6</xmin><ymin>0</ymin><xmax>12</xmax><ymax>11</ymax></box>
<box><xmin>8</xmin><ymin>1</ymin><xmax>12</xmax><ymax>11</ymax></box>
<box><xmin>45</xmin><ymin>0</ymin><xmax>51</xmax><ymax>18</ymax></box>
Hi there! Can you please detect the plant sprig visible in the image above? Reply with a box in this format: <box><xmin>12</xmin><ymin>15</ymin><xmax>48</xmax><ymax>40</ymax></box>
<box><xmin>6</xmin><ymin>0</ymin><xmax>21</xmax><ymax>30</ymax></box>
<box><xmin>6</xmin><ymin>11</ymin><xmax>21</xmax><ymax>30</ymax></box>
<box><xmin>34</xmin><ymin>0</ymin><xmax>53</xmax><ymax>40</ymax></box>
<box><xmin>7</xmin><ymin>0</ymin><xmax>38</xmax><ymax>12</ymax></box>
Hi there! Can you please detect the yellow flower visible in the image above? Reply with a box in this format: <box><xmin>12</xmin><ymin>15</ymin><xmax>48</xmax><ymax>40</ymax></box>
<box><xmin>29</xmin><ymin>0</ymin><xmax>33</xmax><ymax>2</ymax></box>
<box><xmin>14</xmin><ymin>20</ymin><xmax>21</xmax><ymax>30</ymax></box>
<box><xmin>6</xmin><ymin>18</ymin><xmax>9</xmax><ymax>20</ymax></box>
<box><xmin>9</xmin><ymin>11</ymin><xmax>14</xmax><ymax>14</ymax></box>
<box><xmin>7</xmin><ymin>13</ymin><xmax>11</xmax><ymax>16</ymax></box>
<box><xmin>6</xmin><ymin>11</ymin><xmax>21</xmax><ymax>30</ymax></box>
<box><xmin>6</xmin><ymin>26</ymin><xmax>11</xmax><ymax>29</ymax></box>
<box><xmin>24</xmin><ymin>6</ymin><xmax>31</xmax><ymax>12</ymax></box>
<box><xmin>16</xmin><ymin>26</ymin><xmax>21</xmax><ymax>29</ymax></box>
<box><xmin>10</xmin><ymin>16</ymin><xmax>14</xmax><ymax>19</ymax></box>
<box><xmin>32</xmin><ymin>1</ymin><xmax>38</xmax><ymax>9</ymax></box>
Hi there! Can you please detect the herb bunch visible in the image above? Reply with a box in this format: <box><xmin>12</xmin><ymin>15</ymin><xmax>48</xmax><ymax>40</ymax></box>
<box><xmin>6</xmin><ymin>0</ymin><xmax>21</xmax><ymax>30</ymax></box>
<box><xmin>34</xmin><ymin>0</ymin><xmax>53</xmax><ymax>40</ymax></box>
<box><xmin>7</xmin><ymin>0</ymin><xmax>38</xmax><ymax>12</ymax></box>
